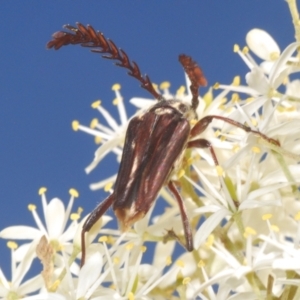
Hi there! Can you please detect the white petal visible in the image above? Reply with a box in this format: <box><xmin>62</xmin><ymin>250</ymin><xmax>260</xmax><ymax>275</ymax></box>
<box><xmin>14</xmin><ymin>243</ymin><xmax>32</xmax><ymax>262</ymax></box>
<box><xmin>22</xmin><ymin>293</ymin><xmax>67</xmax><ymax>300</ymax></box>
<box><xmin>85</xmin><ymin>136</ymin><xmax>123</xmax><ymax>174</ymax></box>
<box><xmin>76</xmin><ymin>252</ymin><xmax>103</xmax><ymax>298</ymax></box>
<box><xmin>245</xmin><ymin>67</ymin><xmax>269</xmax><ymax>94</ymax></box>
<box><xmin>89</xmin><ymin>174</ymin><xmax>117</xmax><ymax>191</ymax></box>
<box><xmin>246</xmin><ymin>29</ymin><xmax>280</xmax><ymax>61</ymax></box>
<box><xmin>74</xmin><ymin>214</ymin><xmax>111</xmax><ymax>248</ymax></box>
<box><xmin>266</xmin><ymin>119</ymin><xmax>300</xmax><ymax>136</ymax></box>
<box><xmin>45</xmin><ymin>198</ymin><xmax>65</xmax><ymax>238</ymax></box>
<box><xmin>273</xmin><ymin>258</ymin><xmax>300</xmax><ymax>270</ymax></box>
<box><xmin>227</xmin><ymin>291</ymin><xmax>258</xmax><ymax>300</ymax></box>
<box><xmin>0</xmin><ymin>267</ymin><xmax>9</xmax><ymax>289</ymax></box>
<box><xmin>260</xmin><ymin>60</ymin><xmax>275</xmax><ymax>74</ymax></box>
<box><xmin>59</xmin><ymin>221</ymin><xmax>78</xmax><ymax>243</ymax></box>
<box><xmin>134</xmin><ymin>204</ymin><xmax>154</xmax><ymax>234</ymax></box>
<box><xmin>286</xmin><ymin>79</ymin><xmax>300</xmax><ymax>97</ymax></box>
<box><xmin>129</xmin><ymin>97</ymin><xmax>156</xmax><ymax>109</ymax></box>
<box><xmin>153</xmin><ymin>241</ymin><xmax>175</xmax><ymax>268</ymax></box>
<box><xmin>194</xmin><ymin>208</ymin><xmax>230</xmax><ymax>249</ymax></box>
<box><xmin>13</xmin><ymin>239</ymin><xmax>39</xmax><ymax>287</ymax></box>
<box><xmin>269</xmin><ymin>42</ymin><xmax>300</xmax><ymax>87</ymax></box>
<box><xmin>18</xmin><ymin>275</ymin><xmax>43</xmax><ymax>296</ymax></box>
<box><xmin>0</xmin><ymin>226</ymin><xmax>41</xmax><ymax>240</ymax></box>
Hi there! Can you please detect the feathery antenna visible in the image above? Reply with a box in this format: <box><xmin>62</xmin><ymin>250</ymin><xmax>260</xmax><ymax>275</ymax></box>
<box><xmin>47</xmin><ymin>23</ymin><xmax>162</xmax><ymax>100</ymax></box>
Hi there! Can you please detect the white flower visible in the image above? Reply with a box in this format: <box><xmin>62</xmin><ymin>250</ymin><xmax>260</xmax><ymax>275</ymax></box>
<box><xmin>3</xmin><ymin>2</ymin><xmax>300</xmax><ymax>298</ymax></box>
<box><xmin>0</xmin><ymin>241</ymin><xmax>43</xmax><ymax>298</ymax></box>
<box><xmin>0</xmin><ymin>188</ymin><xmax>80</xmax><ymax>254</ymax></box>
<box><xmin>72</xmin><ymin>84</ymin><xmax>131</xmax><ymax>178</ymax></box>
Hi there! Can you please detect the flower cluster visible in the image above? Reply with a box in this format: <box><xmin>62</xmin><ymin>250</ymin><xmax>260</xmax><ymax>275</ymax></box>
<box><xmin>1</xmin><ymin>2</ymin><xmax>300</xmax><ymax>299</ymax></box>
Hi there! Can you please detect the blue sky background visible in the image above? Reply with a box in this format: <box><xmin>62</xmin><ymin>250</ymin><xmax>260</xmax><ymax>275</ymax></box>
<box><xmin>0</xmin><ymin>1</ymin><xmax>294</xmax><ymax>277</ymax></box>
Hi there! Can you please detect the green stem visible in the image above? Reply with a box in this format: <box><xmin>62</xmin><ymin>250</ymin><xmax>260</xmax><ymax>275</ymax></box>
<box><xmin>286</xmin><ymin>0</ymin><xmax>300</xmax><ymax>43</ymax></box>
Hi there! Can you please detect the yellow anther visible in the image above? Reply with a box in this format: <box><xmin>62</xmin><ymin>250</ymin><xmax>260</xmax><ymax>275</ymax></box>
<box><xmin>213</xmin><ymin>82</ymin><xmax>220</xmax><ymax>89</ymax></box>
<box><xmin>216</xmin><ymin>165</ymin><xmax>224</xmax><ymax>176</ymax></box>
<box><xmin>107</xmin><ymin>236</ymin><xmax>115</xmax><ymax>245</ymax></box>
<box><xmin>251</xmin><ymin>146</ymin><xmax>261</xmax><ymax>154</ymax></box>
<box><xmin>215</xmin><ymin>130</ymin><xmax>221</xmax><ymax>137</ymax></box>
<box><xmin>99</xmin><ymin>236</ymin><xmax>108</xmax><ymax>242</ymax></box>
<box><xmin>232</xmin><ymin>76</ymin><xmax>240</xmax><ymax>86</ymax></box>
<box><xmin>246</xmin><ymin>97</ymin><xmax>254</xmax><ymax>103</ymax></box>
<box><xmin>262</xmin><ymin>213</ymin><xmax>272</xmax><ymax>221</ymax></box>
<box><xmin>176</xmin><ymin>85</ymin><xmax>186</xmax><ymax>95</ymax></box>
<box><xmin>203</xmin><ymin>88</ymin><xmax>213</xmax><ymax>107</ymax></box>
<box><xmin>28</xmin><ymin>204</ymin><xmax>36</xmax><ymax>211</ymax></box>
<box><xmin>231</xmin><ymin>93</ymin><xmax>239</xmax><ymax>103</ymax></box>
<box><xmin>72</xmin><ymin>120</ymin><xmax>79</xmax><ymax>131</ymax></box>
<box><xmin>187</xmin><ymin>157</ymin><xmax>193</xmax><ymax>166</ymax></box>
<box><xmin>197</xmin><ymin>260</ymin><xmax>205</xmax><ymax>268</ymax></box>
<box><xmin>205</xmin><ymin>234</ymin><xmax>214</xmax><ymax>248</ymax></box>
<box><xmin>244</xmin><ymin>227</ymin><xmax>257</xmax><ymax>236</ymax></box>
<box><xmin>126</xmin><ymin>242</ymin><xmax>134</xmax><ymax>250</ymax></box>
<box><xmin>233</xmin><ymin>44</ymin><xmax>240</xmax><ymax>52</ymax></box>
<box><xmin>38</xmin><ymin>187</ymin><xmax>47</xmax><ymax>195</ymax></box>
<box><xmin>277</xmin><ymin>105</ymin><xmax>294</xmax><ymax>112</ymax></box>
<box><xmin>294</xmin><ymin>211</ymin><xmax>300</xmax><ymax>221</ymax></box>
<box><xmin>282</xmin><ymin>76</ymin><xmax>288</xmax><ymax>85</ymax></box>
<box><xmin>176</xmin><ymin>259</ymin><xmax>185</xmax><ymax>268</ymax></box>
<box><xmin>70</xmin><ymin>213</ymin><xmax>80</xmax><ymax>221</ymax></box>
<box><xmin>245</xmin><ymin>227</ymin><xmax>257</xmax><ymax>235</ymax></box>
<box><xmin>242</xmin><ymin>46</ymin><xmax>249</xmax><ymax>54</ymax></box>
<box><xmin>177</xmin><ymin>169</ymin><xmax>185</xmax><ymax>179</ymax></box>
<box><xmin>94</xmin><ymin>136</ymin><xmax>102</xmax><ymax>144</ymax></box>
<box><xmin>194</xmin><ymin>153</ymin><xmax>201</xmax><ymax>161</ymax></box>
<box><xmin>77</xmin><ymin>207</ymin><xmax>83</xmax><ymax>215</ymax></box>
<box><xmin>7</xmin><ymin>241</ymin><xmax>18</xmax><ymax>249</ymax></box>
<box><xmin>271</xmin><ymin>225</ymin><xmax>279</xmax><ymax>232</ymax></box>
<box><xmin>112</xmin><ymin>83</ymin><xmax>121</xmax><ymax>91</ymax></box>
<box><xmin>233</xmin><ymin>144</ymin><xmax>240</xmax><ymax>153</ymax></box>
<box><xmin>91</xmin><ymin>100</ymin><xmax>101</xmax><ymax>108</ymax></box>
<box><xmin>90</xmin><ymin>118</ymin><xmax>98</xmax><ymax>129</ymax></box>
<box><xmin>104</xmin><ymin>182</ymin><xmax>114</xmax><ymax>192</ymax></box>
<box><xmin>69</xmin><ymin>188</ymin><xmax>79</xmax><ymax>198</ymax></box>
<box><xmin>270</xmin><ymin>52</ymin><xmax>280</xmax><ymax>61</ymax></box>
<box><xmin>160</xmin><ymin>81</ymin><xmax>170</xmax><ymax>90</ymax></box>
<box><xmin>182</xmin><ymin>277</ymin><xmax>191</xmax><ymax>285</ymax></box>
<box><xmin>50</xmin><ymin>280</ymin><xmax>60</xmax><ymax>292</ymax></box>
<box><xmin>221</xmin><ymin>97</ymin><xmax>227</xmax><ymax>104</ymax></box>
<box><xmin>166</xmin><ymin>256</ymin><xmax>172</xmax><ymax>266</ymax></box>
<box><xmin>225</xmin><ymin>107</ymin><xmax>234</xmax><ymax>114</ymax></box>
<box><xmin>128</xmin><ymin>292</ymin><xmax>135</xmax><ymax>300</ymax></box>
<box><xmin>251</xmin><ymin>118</ymin><xmax>258</xmax><ymax>126</ymax></box>
<box><xmin>113</xmin><ymin>257</ymin><xmax>120</xmax><ymax>265</ymax></box>
<box><xmin>140</xmin><ymin>245</ymin><xmax>147</xmax><ymax>253</ymax></box>
<box><xmin>113</xmin><ymin>98</ymin><xmax>120</xmax><ymax>105</ymax></box>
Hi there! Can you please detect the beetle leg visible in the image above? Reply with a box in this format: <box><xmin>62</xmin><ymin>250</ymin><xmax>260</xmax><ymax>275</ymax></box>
<box><xmin>188</xmin><ymin>138</ymin><xmax>220</xmax><ymax>166</ymax></box>
<box><xmin>190</xmin><ymin>115</ymin><xmax>280</xmax><ymax>146</ymax></box>
<box><xmin>167</xmin><ymin>181</ymin><xmax>194</xmax><ymax>251</ymax></box>
<box><xmin>81</xmin><ymin>194</ymin><xmax>114</xmax><ymax>267</ymax></box>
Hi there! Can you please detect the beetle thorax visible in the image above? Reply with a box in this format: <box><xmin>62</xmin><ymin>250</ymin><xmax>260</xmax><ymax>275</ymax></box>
<box><xmin>150</xmin><ymin>99</ymin><xmax>197</xmax><ymax>121</ymax></box>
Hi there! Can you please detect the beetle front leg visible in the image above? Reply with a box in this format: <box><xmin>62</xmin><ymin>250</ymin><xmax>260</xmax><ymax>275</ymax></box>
<box><xmin>191</xmin><ymin>115</ymin><xmax>280</xmax><ymax>146</ymax></box>
<box><xmin>81</xmin><ymin>194</ymin><xmax>114</xmax><ymax>267</ymax></box>
<box><xmin>188</xmin><ymin>138</ymin><xmax>220</xmax><ymax>166</ymax></box>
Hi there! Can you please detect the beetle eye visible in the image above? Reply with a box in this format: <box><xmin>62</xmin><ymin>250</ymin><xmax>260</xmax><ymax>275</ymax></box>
<box><xmin>179</xmin><ymin>103</ymin><xmax>188</xmax><ymax>112</ymax></box>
